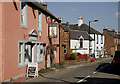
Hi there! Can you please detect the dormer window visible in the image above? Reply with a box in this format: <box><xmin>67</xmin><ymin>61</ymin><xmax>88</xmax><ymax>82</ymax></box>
<box><xmin>79</xmin><ymin>36</ymin><xmax>84</xmax><ymax>48</ymax></box>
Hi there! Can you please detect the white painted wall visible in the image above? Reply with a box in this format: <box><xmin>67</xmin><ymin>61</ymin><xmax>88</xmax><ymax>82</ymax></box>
<box><xmin>70</xmin><ymin>34</ymin><xmax>104</xmax><ymax>59</ymax></box>
<box><xmin>70</xmin><ymin>40</ymin><xmax>91</xmax><ymax>54</ymax></box>
<box><xmin>91</xmin><ymin>34</ymin><xmax>104</xmax><ymax>59</ymax></box>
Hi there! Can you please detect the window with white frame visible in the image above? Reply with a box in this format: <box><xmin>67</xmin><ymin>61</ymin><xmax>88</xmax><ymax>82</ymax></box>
<box><xmin>19</xmin><ymin>42</ymin><xmax>24</xmax><ymax>65</ymax></box>
<box><xmin>80</xmin><ymin>38</ymin><xmax>83</xmax><ymax>48</ymax></box>
<box><xmin>37</xmin><ymin>44</ymin><xmax>43</xmax><ymax>62</ymax></box>
<box><xmin>25</xmin><ymin>44</ymin><xmax>31</xmax><ymax>63</ymax></box>
<box><xmin>101</xmin><ymin>35</ymin><xmax>103</xmax><ymax>44</ymax></box>
<box><xmin>54</xmin><ymin>46</ymin><xmax>57</xmax><ymax>58</ymax></box>
<box><xmin>38</xmin><ymin>11</ymin><xmax>42</xmax><ymax>32</ymax></box>
<box><xmin>90</xmin><ymin>41</ymin><xmax>92</xmax><ymax>47</ymax></box>
<box><xmin>20</xmin><ymin>2</ymin><xmax>27</xmax><ymax>28</ymax></box>
<box><xmin>114</xmin><ymin>39</ymin><xmax>116</xmax><ymax>43</ymax></box>
<box><xmin>18</xmin><ymin>41</ymin><xmax>43</xmax><ymax>67</ymax></box>
<box><xmin>97</xmin><ymin>34</ymin><xmax>98</xmax><ymax>44</ymax></box>
<box><xmin>19</xmin><ymin>42</ymin><xmax>26</xmax><ymax>66</ymax></box>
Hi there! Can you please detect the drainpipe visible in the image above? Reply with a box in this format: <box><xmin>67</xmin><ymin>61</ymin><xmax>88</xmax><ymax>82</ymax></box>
<box><xmin>59</xmin><ymin>23</ymin><xmax>60</xmax><ymax>63</ymax></box>
<box><xmin>94</xmin><ymin>34</ymin><xmax>95</xmax><ymax>59</ymax></box>
<box><xmin>67</xmin><ymin>22</ymin><xmax>69</xmax><ymax>58</ymax></box>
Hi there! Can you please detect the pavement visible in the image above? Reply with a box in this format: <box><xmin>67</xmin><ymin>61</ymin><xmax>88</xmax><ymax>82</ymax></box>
<box><xmin>3</xmin><ymin>57</ymin><xmax>118</xmax><ymax>84</ymax></box>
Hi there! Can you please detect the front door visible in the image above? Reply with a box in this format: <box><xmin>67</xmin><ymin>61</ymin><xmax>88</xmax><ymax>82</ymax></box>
<box><xmin>47</xmin><ymin>53</ymin><xmax>51</xmax><ymax>68</ymax></box>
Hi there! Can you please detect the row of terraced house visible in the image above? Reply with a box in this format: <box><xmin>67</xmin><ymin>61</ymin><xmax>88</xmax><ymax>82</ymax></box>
<box><xmin>0</xmin><ymin>0</ymin><xmax>120</xmax><ymax>82</ymax></box>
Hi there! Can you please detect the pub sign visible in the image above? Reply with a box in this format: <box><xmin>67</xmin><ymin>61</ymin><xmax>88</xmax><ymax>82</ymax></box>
<box><xmin>49</xmin><ymin>23</ymin><xmax>57</xmax><ymax>38</ymax></box>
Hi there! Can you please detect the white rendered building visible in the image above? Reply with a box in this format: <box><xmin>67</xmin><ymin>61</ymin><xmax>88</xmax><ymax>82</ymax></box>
<box><xmin>70</xmin><ymin>16</ymin><xmax>104</xmax><ymax>59</ymax></box>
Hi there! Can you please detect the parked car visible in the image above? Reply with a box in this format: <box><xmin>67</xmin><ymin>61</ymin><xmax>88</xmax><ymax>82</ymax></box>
<box><xmin>90</xmin><ymin>54</ymin><xmax>95</xmax><ymax>62</ymax></box>
<box><xmin>111</xmin><ymin>51</ymin><xmax>120</xmax><ymax>69</ymax></box>
<box><xmin>90</xmin><ymin>57</ymin><xmax>94</xmax><ymax>62</ymax></box>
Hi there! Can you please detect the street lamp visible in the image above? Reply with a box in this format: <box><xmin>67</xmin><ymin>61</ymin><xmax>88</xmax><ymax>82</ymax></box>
<box><xmin>89</xmin><ymin>20</ymin><xmax>98</xmax><ymax>56</ymax></box>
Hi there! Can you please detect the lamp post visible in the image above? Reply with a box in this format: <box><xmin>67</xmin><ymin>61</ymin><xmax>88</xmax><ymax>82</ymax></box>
<box><xmin>89</xmin><ymin>20</ymin><xmax>98</xmax><ymax>56</ymax></box>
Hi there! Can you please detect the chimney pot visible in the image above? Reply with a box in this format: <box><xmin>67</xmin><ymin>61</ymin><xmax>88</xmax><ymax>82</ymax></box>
<box><xmin>78</xmin><ymin>16</ymin><xmax>83</xmax><ymax>26</ymax></box>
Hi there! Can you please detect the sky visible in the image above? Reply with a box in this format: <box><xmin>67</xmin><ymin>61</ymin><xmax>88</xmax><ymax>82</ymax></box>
<box><xmin>37</xmin><ymin>1</ymin><xmax>119</xmax><ymax>33</ymax></box>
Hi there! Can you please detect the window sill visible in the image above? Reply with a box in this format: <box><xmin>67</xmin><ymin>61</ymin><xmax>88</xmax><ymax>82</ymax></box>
<box><xmin>21</xmin><ymin>24</ymin><xmax>27</xmax><ymax>29</ymax></box>
<box><xmin>38</xmin><ymin>30</ymin><xmax>42</xmax><ymax>32</ymax></box>
<box><xmin>37</xmin><ymin>61</ymin><xmax>43</xmax><ymax>63</ymax></box>
<box><xmin>18</xmin><ymin>61</ymin><xmax>44</xmax><ymax>68</ymax></box>
<box><xmin>18</xmin><ymin>64</ymin><xmax>28</xmax><ymax>68</ymax></box>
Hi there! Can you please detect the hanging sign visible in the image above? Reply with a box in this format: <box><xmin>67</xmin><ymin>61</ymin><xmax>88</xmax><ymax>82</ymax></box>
<box><xmin>27</xmin><ymin>63</ymin><xmax>38</xmax><ymax>77</ymax></box>
<box><xmin>49</xmin><ymin>23</ymin><xmax>57</xmax><ymax>38</ymax></box>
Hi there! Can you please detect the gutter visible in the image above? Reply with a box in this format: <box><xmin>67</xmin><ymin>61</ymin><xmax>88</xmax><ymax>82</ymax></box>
<box><xmin>21</xmin><ymin>0</ymin><xmax>61</xmax><ymax>23</ymax></box>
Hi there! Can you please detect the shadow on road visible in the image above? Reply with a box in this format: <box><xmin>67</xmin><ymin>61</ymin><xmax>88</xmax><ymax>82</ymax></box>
<box><xmin>95</xmin><ymin>63</ymin><xmax>120</xmax><ymax>75</ymax></box>
<box><xmin>38</xmin><ymin>74</ymin><xmax>73</xmax><ymax>84</ymax></box>
<box><xmin>74</xmin><ymin>77</ymin><xmax>120</xmax><ymax>84</ymax></box>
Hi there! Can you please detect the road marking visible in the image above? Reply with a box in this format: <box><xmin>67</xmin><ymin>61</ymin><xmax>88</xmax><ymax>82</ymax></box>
<box><xmin>77</xmin><ymin>75</ymin><xmax>90</xmax><ymax>83</ymax></box>
<box><xmin>68</xmin><ymin>65</ymin><xmax>82</xmax><ymax>69</ymax></box>
<box><xmin>99</xmin><ymin>63</ymin><xmax>109</xmax><ymax>70</ymax></box>
<box><xmin>93</xmin><ymin>71</ymin><xmax>97</xmax><ymax>74</ymax></box>
<box><xmin>79</xmin><ymin>65</ymin><xmax>82</xmax><ymax>67</ymax></box>
<box><xmin>72</xmin><ymin>65</ymin><xmax>78</xmax><ymax>68</ymax></box>
<box><xmin>55</xmin><ymin>70</ymin><xmax>59</xmax><ymax>72</ymax></box>
<box><xmin>68</xmin><ymin>66</ymin><xmax>74</xmax><ymax>69</ymax></box>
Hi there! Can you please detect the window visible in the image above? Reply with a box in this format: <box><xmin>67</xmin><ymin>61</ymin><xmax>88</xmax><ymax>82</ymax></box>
<box><xmin>19</xmin><ymin>42</ymin><xmax>26</xmax><ymax>66</ymax></box>
<box><xmin>19</xmin><ymin>43</ymin><xmax>23</xmax><ymax>65</ymax></box>
<box><xmin>97</xmin><ymin>34</ymin><xmax>98</xmax><ymax>44</ymax></box>
<box><xmin>38</xmin><ymin>11</ymin><xmax>42</xmax><ymax>32</ymax></box>
<box><xmin>119</xmin><ymin>39</ymin><xmax>120</xmax><ymax>44</ymax></box>
<box><xmin>64</xmin><ymin>45</ymin><xmax>67</xmax><ymax>53</ymax></box>
<box><xmin>25</xmin><ymin>45</ymin><xmax>32</xmax><ymax>63</ymax></box>
<box><xmin>37</xmin><ymin>44</ymin><xmax>43</xmax><ymax>62</ymax></box>
<box><xmin>20</xmin><ymin>2</ymin><xmax>27</xmax><ymax>28</ymax></box>
<box><xmin>54</xmin><ymin>47</ymin><xmax>57</xmax><ymax>58</ymax></box>
<box><xmin>80</xmin><ymin>38</ymin><xmax>83</xmax><ymax>48</ymax></box>
<box><xmin>18</xmin><ymin>41</ymin><xmax>43</xmax><ymax>68</ymax></box>
<box><xmin>90</xmin><ymin>41</ymin><xmax>92</xmax><ymax>47</ymax></box>
<box><xmin>97</xmin><ymin>51</ymin><xmax>99</xmax><ymax>56</ymax></box>
<box><xmin>101</xmin><ymin>35</ymin><xmax>103</xmax><ymax>44</ymax></box>
<box><xmin>114</xmin><ymin>39</ymin><xmax>116</xmax><ymax>43</ymax></box>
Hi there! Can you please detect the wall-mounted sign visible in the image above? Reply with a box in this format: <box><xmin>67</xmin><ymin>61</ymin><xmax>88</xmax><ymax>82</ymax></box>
<box><xmin>49</xmin><ymin>23</ymin><xmax>57</xmax><ymax>38</ymax></box>
<box><xmin>27</xmin><ymin>63</ymin><xmax>38</xmax><ymax>77</ymax></box>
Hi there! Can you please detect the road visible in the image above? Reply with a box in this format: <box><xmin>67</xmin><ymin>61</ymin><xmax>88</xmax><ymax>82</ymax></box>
<box><xmin>24</xmin><ymin>57</ymin><xmax>120</xmax><ymax>84</ymax></box>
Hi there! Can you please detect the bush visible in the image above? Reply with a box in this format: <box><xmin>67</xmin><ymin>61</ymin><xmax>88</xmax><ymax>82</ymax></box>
<box><xmin>65</xmin><ymin>56</ymin><xmax>70</xmax><ymax>60</ymax></box>
<box><xmin>77</xmin><ymin>53</ymin><xmax>81</xmax><ymax>55</ymax></box>
<box><xmin>70</xmin><ymin>54</ymin><xmax>76</xmax><ymax>60</ymax></box>
<box><xmin>39</xmin><ymin>68</ymin><xmax>53</xmax><ymax>73</ymax></box>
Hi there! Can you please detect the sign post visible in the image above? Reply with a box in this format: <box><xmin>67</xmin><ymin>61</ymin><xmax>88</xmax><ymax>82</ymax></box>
<box><xmin>27</xmin><ymin>63</ymin><xmax>38</xmax><ymax>77</ymax></box>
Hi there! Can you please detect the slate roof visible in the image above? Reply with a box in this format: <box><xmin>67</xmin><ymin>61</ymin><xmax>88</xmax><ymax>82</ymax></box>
<box><xmin>23</xmin><ymin>0</ymin><xmax>61</xmax><ymax>23</ymax></box>
<box><xmin>107</xmin><ymin>31</ymin><xmax>118</xmax><ymax>38</ymax></box>
<box><xmin>70</xmin><ymin>24</ymin><xmax>102</xmax><ymax>35</ymax></box>
<box><xmin>70</xmin><ymin>30</ymin><xmax>94</xmax><ymax>40</ymax></box>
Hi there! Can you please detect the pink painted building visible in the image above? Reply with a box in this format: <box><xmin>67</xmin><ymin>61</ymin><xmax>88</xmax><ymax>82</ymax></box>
<box><xmin>0</xmin><ymin>0</ymin><xmax>61</xmax><ymax>82</ymax></box>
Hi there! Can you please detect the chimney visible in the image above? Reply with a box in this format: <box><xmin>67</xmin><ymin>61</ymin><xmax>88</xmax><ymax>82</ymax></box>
<box><xmin>111</xmin><ymin>29</ymin><xmax>115</xmax><ymax>32</ymax></box>
<box><xmin>41</xmin><ymin>0</ymin><xmax>43</xmax><ymax>4</ymax></box>
<box><xmin>40</xmin><ymin>0</ymin><xmax>47</xmax><ymax>9</ymax></box>
<box><xmin>78</xmin><ymin>16</ymin><xmax>83</xmax><ymax>26</ymax></box>
<box><xmin>103</xmin><ymin>26</ymin><xmax>108</xmax><ymax>35</ymax></box>
<box><xmin>58</xmin><ymin>17</ymin><xmax>62</xmax><ymax>22</ymax></box>
<box><xmin>42</xmin><ymin>4</ymin><xmax>47</xmax><ymax>9</ymax></box>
